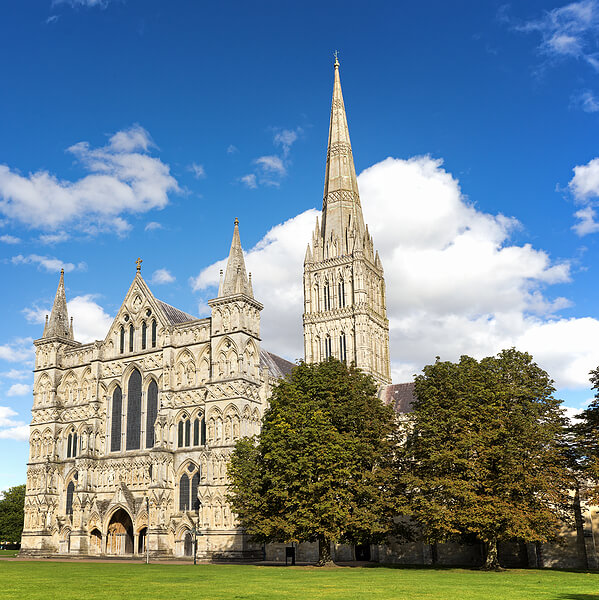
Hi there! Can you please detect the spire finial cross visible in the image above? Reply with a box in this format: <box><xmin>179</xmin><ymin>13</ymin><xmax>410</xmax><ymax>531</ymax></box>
<box><xmin>334</xmin><ymin>50</ymin><xmax>339</xmax><ymax>67</ymax></box>
<box><xmin>136</xmin><ymin>257</ymin><xmax>143</xmax><ymax>272</ymax></box>
<box><xmin>234</xmin><ymin>217</ymin><xmax>239</xmax><ymax>226</ymax></box>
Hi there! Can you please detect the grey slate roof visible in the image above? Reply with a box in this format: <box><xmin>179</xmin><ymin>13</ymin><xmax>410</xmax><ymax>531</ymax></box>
<box><xmin>379</xmin><ymin>382</ymin><xmax>416</xmax><ymax>414</ymax></box>
<box><xmin>157</xmin><ymin>300</ymin><xmax>196</xmax><ymax>325</ymax></box>
<box><xmin>260</xmin><ymin>349</ymin><xmax>295</xmax><ymax>379</ymax></box>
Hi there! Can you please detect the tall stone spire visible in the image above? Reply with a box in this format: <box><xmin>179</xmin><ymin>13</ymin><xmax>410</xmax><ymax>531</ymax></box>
<box><xmin>44</xmin><ymin>269</ymin><xmax>73</xmax><ymax>340</ymax></box>
<box><xmin>320</xmin><ymin>56</ymin><xmax>365</xmax><ymax>256</ymax></box>
<box><xmin>219</xmin><ymin>218</ymin><xmax>253</xmax><ymax>298</ymax></box>
<box><xmin>303</xmin><ymin>58</ymin><xmax>391</xmax><ymax>385</ymax></box>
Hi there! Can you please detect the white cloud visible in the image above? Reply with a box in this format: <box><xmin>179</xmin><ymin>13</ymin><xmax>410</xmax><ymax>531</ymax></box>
<box><xmin>24</xmin><ymin>295</ymin><xmax>113</xmax><ymax>343</ymax></box>
<box><xmin>0</xmin><ymin>235</ymin><xmax>20</xmax><ymax>244</ymax></box>
<box><xmin>191</xmin><ymin>155</ymin><xmax>599</xmax><ymax>391</ymax></box>
<box><xmin>0</xmin><ymin>124</ymin><xmax>179</xmax><ymax>234</ymax></box>
<box><xmin>0</xmin><ymin>407</ymin><xmax>28</xmax><ymax>442</ymax></box>
<box><xmin>151</xmin><ymin>268</ymin><xmax>175</xmax><ymax>285</ymax></box>
<box><xmin>11</xmin><ymin>254</ymin><xmax>83</xmax><ymax>273</ymax></box>
<box><xmin>145</xmin><ymin>221</ymin><xmax>163</xmax><ymax>232</ymax></box>
<box><xmin>0</xmin><ymin>338</ymin><xmax>34</xmax><ymax>364</ymax></box>
<box><xmin>53</xmin><ymin>0</ymin><xmax>111</xmax><ymax>6</ymax></box>
<box><xmin>6</xmin><ymin>383</ymin><xmax>30</xmax><ymax>397</ymax></box>
<box><xmin>515</xmin><ymin>0</ymin><xmax>599</xmax><ymax>70</ymax></box>
<box><xmin>227</xmin><ymin>145</ymin><xmax>239</xmax><ymax>155</ymax></box>
<box><xmin>572</xmin><ymin>89</ymin><xmax>599</xmax><ymax>112</ymax></box>
<box><xmin>240</xmin><ymin>174</ymin><xmax>257</xmax><ymax>189</ymax></box>
<box><xmin>273</xmin><ymin>128</ymin><xmax>302</xmax><ymax>157</ymax></box>
<box><xmin>188</xmin><ymin>163</ymin><xmax>206</xmax><ymax>179</ymax></box>
<box><xmin>569</xmin><ymin>157</ymin><xmax>599</xmax><ymax>234</ymax></box>
<box><xmin>254</xmin><ymin>155</ymin><xmax>286</xmax><ymax>178</ymax></box>
<box><xmin>38</xmin><ymin>232</ymin><xmax>69</xmax><ymax>245</ymax></box>
<box><xmin>0</xmin><ymin>370</ymin><xmax>29</xmax><ymax>380</ymax></box>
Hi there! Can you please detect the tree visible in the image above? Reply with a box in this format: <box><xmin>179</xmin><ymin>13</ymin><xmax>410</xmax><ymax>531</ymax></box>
<box><xmin>398</xmin><ymin>349</ymin><xmax>573</xmax><ymax>569</ymax></box>
<box><xmin>570</xmin><ymin>366</ymin><xmax>599</xmax><ymax>503</ymax></box>
<box><xmin>0</xmin><ymin>484</ymin><xmax>25</xmax><ymax>544</ymax></box>
<box><xmin>227</xmin><ymin>359</ymin><xmax>399</xmax><ymax>565</ymax></box>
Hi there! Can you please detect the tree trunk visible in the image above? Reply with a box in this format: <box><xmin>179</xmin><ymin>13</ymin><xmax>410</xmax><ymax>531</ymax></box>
<box><xmin>317</xmin><ymin>537</ymin><xmax>334</xmax><ymax>566</ymax></box>
<box><xmin>482</xmin><ymin>537</ymin><xmax>501</xmax><ymax>570</ymax></box>
<box><xmin>430</xmin><ymin>542</ymin><xmax>439</xmax><ymax>566</ymax></box>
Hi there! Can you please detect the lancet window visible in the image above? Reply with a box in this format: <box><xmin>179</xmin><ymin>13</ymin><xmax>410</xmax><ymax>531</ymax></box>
<box><xmin>324</xmin><ymin>335</ymin><xmax>332</xmax><ymax>359</ymax></box>
<box><xmin>340</xmin><ymin>331</ymin><xmax>347</xmax><ymax>362</ymax></box>
<box><xmin>142</xmin><ymin>321</ymin><xmax>147</xmax><ymax>350</ymax></box>
<box><xmin>66</xmin><ymin>428</ymin><xmax>78</xmax><ymax>459</ymax></box>
<box><xmin>119</xmin><ymin>327</ymin><xmax>125</xmax><ymax>354</ymax></box>
<box><xmin>146</xmin><ymin>380</ymin><xmax>158</xmax><ymax>449</ymax></box>
<box><xmin>110</xmin><ymin>385</ymin><xmax>122</xmax><ymax>452</ymax></box>
<box><xmin>178</xmin><ymin>414</ymin><xmax>205</xmax><ymax>448</ymax></box>
<box><xmin>129</xmin><ymin>324</ymin><xmax>134</xmax><ymax>352</ymax></box>
<box><xmin>338</xmin><ymin>280</ymin><xmax>345</xmax><ymax>308</ymax></box>
<box><xmin>66</xmin><ymin>480</ymin><xmax>75</xmax><ymax>516</ymax></box>
<box><xmin>179</xmin><ymin>463</ymin><xmax>200</xmax><ymax>512</ymax></box>
<box><xmin>126</xmin><ymin>369</ymin><xmax>142</xmax><ymax>450</ymax></box>
<box><xmin>323</xmin><ymin>281</ymin><xmax>331</xmax><ymax>311</ymax></box>
<box><xmin>151</xmin><ymin>320</ymin><xmax>157</xmax><ymax>348</ymax></box>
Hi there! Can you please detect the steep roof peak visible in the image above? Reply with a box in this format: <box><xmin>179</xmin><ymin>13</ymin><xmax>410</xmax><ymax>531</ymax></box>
<box><xmin>219</xmin><ymin>218</ymin><xmax>253</xmax><ymax>298</ymax></box>
<box><xmin>44</xmin><ymin>268</ymin><xmax>73</xmax><ymax>340</ymax></box>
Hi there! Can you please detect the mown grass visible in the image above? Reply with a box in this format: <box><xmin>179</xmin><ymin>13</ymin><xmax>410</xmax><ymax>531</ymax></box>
<box><xmin>0</xmin><ymin>561</ymin><xmax>598</xmax><ymax>600</ymax></box>
<box><xmin>0</xmin><ymin>549</ymin><xmax>19</xmax><ymax>557</ymax></box>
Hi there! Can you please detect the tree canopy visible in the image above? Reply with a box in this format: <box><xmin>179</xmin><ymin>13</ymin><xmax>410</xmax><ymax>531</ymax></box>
<box><xmin>227</xmin><ymin>358</ymin><xmax>399</xmax><ymax>564</ymax></box>
<box><xmin>398</xmin><ymin>348</ymin><xmax>573</xmax><ymax>569</ymax></box>
<box><xmin>0</xmin><ymin>484</ymin><xmax>25</xmax><ymax>544</ymax></box>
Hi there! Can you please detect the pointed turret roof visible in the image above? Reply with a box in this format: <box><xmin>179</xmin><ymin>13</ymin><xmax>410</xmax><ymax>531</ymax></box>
<box><xmin>219</xmin><ymin>218</ymin><xmax>253</xmax><ymax>298</ymax></box>
<box><xmin>44</xmin><ymin>269</ymin><xmax>73</xmax><ymax>340</ymax></box>
<box><xmin>320</xmin><ymin>56</ymin><xmax>366</xmax><ymax>253</ymax></box>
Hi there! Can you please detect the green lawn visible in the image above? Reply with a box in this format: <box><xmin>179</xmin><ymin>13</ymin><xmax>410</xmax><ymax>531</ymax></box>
<box><xmin>0</xmin><ymin>549</ymin><xmax>19</xmax><ymax>557</ymax></box>
<box><xmin>0</xmin><ymin>562</ymin><xmax>598</xmax><ymax>600</ymax></box>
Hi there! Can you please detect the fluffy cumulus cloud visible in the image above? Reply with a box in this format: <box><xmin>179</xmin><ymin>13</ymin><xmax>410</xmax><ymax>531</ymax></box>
<box><xmin>0</xmin><ymin>407</ymin><xmax>28</xmax><ymax>441</ymax></box>
<box><xmin>151</xmin><ymin>268</ymin><xmax>175</xmax><ymax>285</ymax></box>
<box><xmin>514</xmin><ymin>0</ymin><xmax>599</xmax><ymax>70</ymax></box>
<box><xmin>0</xmin><ymin>235</ymin><xmax>20</xmax><ymax>244</ymax></box>
<box><xmin>6</xmin><ymin>383</ymin><xmax>31</xmax><ymax>397</ymax></box>
<box><xmin>0</xmin><ymin>338</ymin><xmax>34</xmax><ymax>363</ymax></box>
<box><xmin>192</xmin><ymin>155</ymin><xmax>599</xmax><ymax>391</ymax></box>
<box><xmin>569</xmin><ymin>157</ymin><xmax>599</xmax><ymax>234</ymax></box>
<box><xmin>24</xmin><ymin>295</ymin><xmax>113</xmax><ymax>343</ymax></box>
<box><xmin>0</xmin><ymin>124</ymin><xmax>179</xmax><ymax>234</ymax></box>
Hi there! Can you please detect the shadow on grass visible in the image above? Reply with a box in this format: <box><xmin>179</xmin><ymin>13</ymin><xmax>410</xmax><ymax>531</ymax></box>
<box><xmin>555</xmin><ymin>595</ymin><xmax>599</xmax><ymax>600</ymax></box>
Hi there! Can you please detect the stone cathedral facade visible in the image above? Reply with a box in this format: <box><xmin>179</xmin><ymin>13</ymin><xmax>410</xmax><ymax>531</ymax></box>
<box><xmin>20</xmin><ymin>221</ymin><xmax>293</xmax><ymax>558</ymax></box>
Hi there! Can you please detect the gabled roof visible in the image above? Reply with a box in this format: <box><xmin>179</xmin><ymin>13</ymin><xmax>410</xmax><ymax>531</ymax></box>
<box><xmin>260</xmin><ymin>349</ymin><xmax>294</xmax><ymax>379</ymax></box>
<box><xmin>379</xmin><ymin>382</ymin><xmax>416</xmax><ymax>414</ymax></box>
<box><xmin>157</xmin><ymin>300</ymin><xmax>196</xmax><ymax>325</ymax></box>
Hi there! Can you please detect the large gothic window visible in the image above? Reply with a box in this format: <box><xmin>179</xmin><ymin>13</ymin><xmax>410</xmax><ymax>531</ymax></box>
<box><xmin>179</xmin><ymin>473</ymin><xmax>190</xmax><ymax>511</ymax></box>
<box><xmin>146</xmin><ymin>380</ymin><xmax>158</xmax><ymax>449</ymax></box>
<box><xmin>66</xmin><ymin>481</ymin><xmax>74</xmax><ymax>516</ymax></box>
<box><xmin>110</xmin><ymin>386</ymin><xmax>122</xmax><ymax>452</ymax></box>
<box><xmin>126</xmin><ymin>369</ymin><xmax>142</xmax><ymax>450</ymax></box>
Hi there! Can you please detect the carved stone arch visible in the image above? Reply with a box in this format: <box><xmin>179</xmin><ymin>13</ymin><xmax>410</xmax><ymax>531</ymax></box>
<box><xmin>207</xmin><ymin>406</ymin><xmax>222</xmax><ymax>420</ymax></box>
<box><xmin>103</xmin><ymin>503</ymin><xmax>132</xmax><ymax>532</ymax></box>
<box><xmin>143</xmin><ymin>372</ymin><xmax>160</xmax><ymax>389</ymax></box>
<box><xmin>134</xmin><ymin>511</ymin><xmax>148</xmax><ymax>531</ymax></box>
<box><xmin>177</xmin><ymin>458</ymin><xmax>199</xmax><ymax>476</ymax></box>
<box><xmin>215</xmin><ymin>336</ymin><xmax>239</xmax><ymax>355</ymax></box>
<box><xmin>88</xmin><ymin>511</ymin><xmax>102</xmax><ymax>531</ymax></box>
<box><xmin>175</xmin><ymin>348</ymin><xmax>194</xmax><ymax>364</ymax></box>
<box><xmin>121</xmin><ymin>361</ymin><xmax>144</xmax><ymax>387</ymax></box>
<box><xmin>60</xmin><ymin>370</ymin><xmax>79</xmax><ymax>404</ymax></box>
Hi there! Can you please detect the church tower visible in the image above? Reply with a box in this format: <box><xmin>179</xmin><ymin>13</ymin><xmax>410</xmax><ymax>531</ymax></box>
<box><xmin>303</xmin><ymin>57</ymin><xmax>391</xmax><ymax>385</ymax></box>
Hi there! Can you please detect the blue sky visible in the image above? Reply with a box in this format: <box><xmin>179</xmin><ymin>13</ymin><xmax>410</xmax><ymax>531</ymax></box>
<box><xmin>2</xmin><ymin>0</ymin><xmax>599</xmax><ymax>489</ymax></box>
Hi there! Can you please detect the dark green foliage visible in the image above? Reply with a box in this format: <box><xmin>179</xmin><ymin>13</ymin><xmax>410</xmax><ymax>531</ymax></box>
<box><xmin>0</xmin><ymin>484</ymin><xmax>25</xmax><ymax>543</ymax></box>
<box><xmin>227</xmin><ymin>359</ymin><xmax>398</xmax><ymax>564</ymax></box>
<box><xmin>571</xmin><ymin>367</ymin><xmax>599</xmax><ymax>502</ymax></box>
<box><xmin>399</xmin><ymin>349</ymin><xmax>573</xmax><ymax>569</ymax></box>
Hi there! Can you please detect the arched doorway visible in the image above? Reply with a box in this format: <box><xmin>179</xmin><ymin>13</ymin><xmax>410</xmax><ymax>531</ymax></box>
<box><xmin>138</xmin><ymin>527</ymin><xmax>147</xmax><ymax>555</ymax></box>
<box><xmin>59</xmin><ymin>529</ymin><xmax>71</xmax><ymax>554</ymax></box>
<box><xmin>183</xmin><ymin>531</ymin><xmax>193</xmax><ymax>557</ymax></box>
<box><xmin>89</xmin><ymin>529</ymin><xmax>102</xmax><ymax>554</ymax></box>
<box><xmin>106</xmin><ymin>508</ymin><xmax>134</xmax><ymax>555</ymax></box>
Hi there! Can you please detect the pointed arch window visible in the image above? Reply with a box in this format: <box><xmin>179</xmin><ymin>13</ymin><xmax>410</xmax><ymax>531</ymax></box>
<box><xmin>66</xmin><ymin>481</ymin><xmax>74</xmax><ymax>516</ymax></box>
<box><xmin>111</xmin><ymin>386</ymin><xmax>122</xmax><ymax>452</ymax></box>
<box><xmin>72</xmin><ymin>432</ymin><xmax>78</xmax><ymax>458</ymax></box>
<box><xmin>126</xmin><ymin>369</ymin><xmax>142</xmax><ymax>451</ymax></box>
<box><xmin>179</xmin><ymin>473</ymin><xmax>190</xmax><ymax>511</ymax></box>
<box><xmin>324</xmin><ymin>335</ymin><xmax>332</xmax><ymax>359</ymax></box>
<box><xmin>178</xmin><ymin>420</ymin><xmax>184</xmax><ymax>448</ymax></box>
<box><xmin>201</xmin><ymin>416</ymin><xmax>206</xmax><ymax>445</ymax></box>
<box><xmin>314</xmin><ymin>284</ymin><xmax>320</xmax><ymax>312</ymax></box>
<box><xmin>184</xmin><ymin>419</ymin><xmax>191</xmax><ymax>447</ymax></box>
<box><xmin>142</xmin><ymin>322</ymin><xmax>147</xmax><ymax>350</ymax></box>
<box><xmin>323</xmin><ymin>281</ymin><xmax>331</xmax><ymax>311</ymax></box>
<box><xmin>119</xmin><ymin>327</ymin><xmax>125</xmax><ymax>354</ymax></box>
<box><xmin>129</xmin><ymin>324</ymin><xmax>134</xmax><ymax>353</ymax></box>
<box><xmin>191</xmin><ymin>471</ymin><xmax>200</xmax><ymax>511</ymax></box>
<box><xmin>146</xmin><ymin>380</ymin><xmax>158</xmax><ymax>449</ymax></box>
<box><xmin>193</xmin><ymin>418</ymin><xmax>199</xmax><ymax>446</ymax></box>
<box><xmin>151</xmin><ymin>320</ymin><xmax>157</xmax><ymax>348</ymax></box>
<box><xmin>338</xmin><ymin>281</ymin><xmax>345</xmax><ymax>308</ymax></box>
<box><xmin>340</xmin><ymin>331</ymin><xmax>347</xmax><ymax>362</ymax></box>
<box><xmin>66</xmin><ymin>431</ymin><xmax>72</xmax><ymax>458</ymax></box>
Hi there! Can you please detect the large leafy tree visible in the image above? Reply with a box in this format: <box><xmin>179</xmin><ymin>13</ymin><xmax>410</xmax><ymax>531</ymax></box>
<box><xmin>0</xmin><ymin>484</ymin><xmax>25</xmax><ymax>544</ymax></box>
<box><xmin>399</xmin><ymin>349</ymin><xmax>573</xmax><ymax>569</ymax></box>
<box><xmin>227</xmin><ymin>359</ymin><xmax>399</xmax><ymax>565</ymax></box>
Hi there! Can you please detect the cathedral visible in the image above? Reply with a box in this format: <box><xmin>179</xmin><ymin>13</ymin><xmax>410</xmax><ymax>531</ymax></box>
<box><xmin>20</xmin><ymin>59</ymin><xmax>599</xmax><ymax>568</ymax></box>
